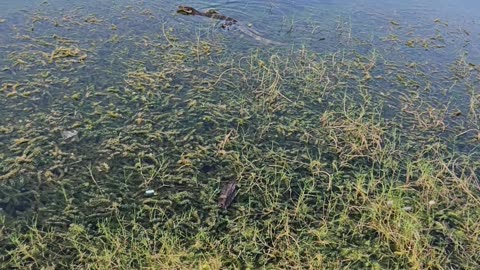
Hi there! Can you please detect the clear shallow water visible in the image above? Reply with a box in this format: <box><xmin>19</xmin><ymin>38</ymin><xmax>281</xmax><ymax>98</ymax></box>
<box><xmin>2</xmin><ymin>1</ymin><xmax>479</xmax><ymax>51</ymax></box>
<box><xmin>172</xmin><ymin>0</ymin><xmax>480</xmax><ymax>56</ymax></box>
<box><xmin>0</xmin><ymin>2</ymin><xmax>478</xmax><ymax>179</ymax></box>
<box><xmin>0</xmin><ymin>1</ymin><xmax>479</xmax><ymax>268</ymax></box>
<box><xmin>0</xmin><ymin>1</ymin><xmax>478</xmax><ymax>188</ymax></box>
<box><xmin>2</xmin><ymin>0</ymin><xmax>480</xmax><ymax>49</ymax></box>
<box><xmin>3</xmin><ymin>0</ymin><xmax>479</xmax><ymax>77</ymax></box>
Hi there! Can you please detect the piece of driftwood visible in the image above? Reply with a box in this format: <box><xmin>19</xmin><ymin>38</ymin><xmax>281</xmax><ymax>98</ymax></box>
<box><xmin>218</xmin><ymin>180</ymin><xmax>238</xmax><ymax>209</ymax></box>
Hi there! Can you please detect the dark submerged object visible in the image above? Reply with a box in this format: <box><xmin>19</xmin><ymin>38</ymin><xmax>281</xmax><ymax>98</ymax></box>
<box><xmin>218</xmin><ymin>180</ymin><xmax>238</xmax><ymax>209</ymax></box>
<box><xmin>177</xmin><ymin>5</ymin><xmax>237</xmax><ymax>29</ymax></box>
<box><xmin>177</xmin><ymin>6</ymin><xmax>285</xmax><ymax>46</ymax></box>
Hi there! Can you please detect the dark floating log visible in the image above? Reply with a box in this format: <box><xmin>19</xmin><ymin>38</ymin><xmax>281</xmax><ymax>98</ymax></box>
<box><xmin>218</xmin><ymin>180</ymin><xmax>238</xmax><ymax>209</ymax></box>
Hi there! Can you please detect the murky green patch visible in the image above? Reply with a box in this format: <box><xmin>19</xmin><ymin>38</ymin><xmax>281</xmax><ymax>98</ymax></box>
<box><xmin>0</xmin><ymin>2</ymin><xmax>479</xmax><ymax>269</ymax></box>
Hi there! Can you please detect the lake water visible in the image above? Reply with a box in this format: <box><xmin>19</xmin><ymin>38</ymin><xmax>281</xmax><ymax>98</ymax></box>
<box><xmin>0</xmin><ymin>0</ymin><xmax>479</xmax><ymax>269</ymax></box>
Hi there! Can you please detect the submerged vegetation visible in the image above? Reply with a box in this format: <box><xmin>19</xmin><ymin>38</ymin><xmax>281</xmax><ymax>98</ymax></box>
<box><xmin>0</xmin><ymin>1</ymin><xmax>479</xmax><ymax>269</ymax></box>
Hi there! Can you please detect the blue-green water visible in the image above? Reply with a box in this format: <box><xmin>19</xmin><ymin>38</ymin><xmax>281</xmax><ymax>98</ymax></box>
<box><xmin>0</xmin><ymin>0</ymin><xmax>478</xmax><ymax>208</ymax></box>
<box><xmin>2</xmin><ymin>0</ymin><xmax>480</xmax><ymax>53</ymax></box>
<box><xmin>0</xmin><ymin>1</ymin><xmax>479</xmax><ymax>268</ymax></box>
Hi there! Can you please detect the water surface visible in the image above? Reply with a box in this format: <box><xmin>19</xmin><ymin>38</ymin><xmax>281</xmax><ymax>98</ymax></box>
<box><xmin>0</xmin><ymin>0</ymin><xmax>479</xmax><ymax>268</ymax></box>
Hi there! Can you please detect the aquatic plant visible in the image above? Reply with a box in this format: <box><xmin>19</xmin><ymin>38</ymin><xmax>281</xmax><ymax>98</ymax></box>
<box><xmin>0</xmin><ymin>2</ymin><xmax>479</xmax><ymax>269</ymax></box>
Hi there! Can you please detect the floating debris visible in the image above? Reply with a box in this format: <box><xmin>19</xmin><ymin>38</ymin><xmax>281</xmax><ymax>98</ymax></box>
<box><xmin>218</xmin><ymin>180</ymin><xmax>238</xmax><ymax>209</ymax></box>
<box><xmin>61</xmin><ymin>130</ymin><xmax>79</xmax><ymax>141</ymax></box>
